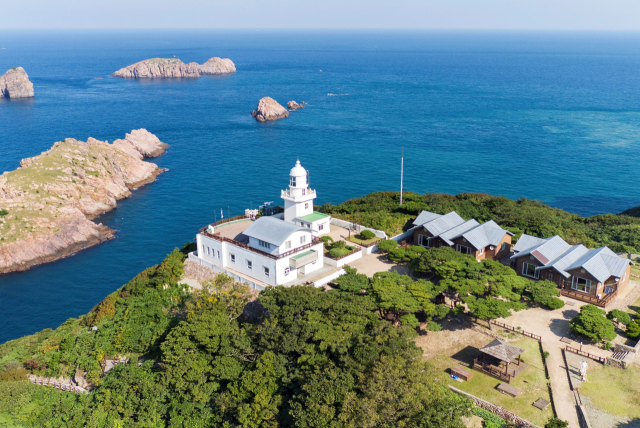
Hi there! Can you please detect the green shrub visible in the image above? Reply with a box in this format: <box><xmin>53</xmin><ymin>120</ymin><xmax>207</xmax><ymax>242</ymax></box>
<box><xmin>434</xmin><ymin>304</ymin><xmax>450</xmax><ymax>319</ymax></box>
<box><xmin>0</xmin><ymin>209</ymin><xmax>8</xmax><ymax>216</ymax></box>
<box><xmin>569</xmin><ymin>304</ymin><xmax>616</xmax><ymax>342</ymax></box>
<box><xmin>543</xmin><ymin>351</ymin><xmax>550</xmax><ymax>359</ymax></box>
<box><xmin>329</xmin><ymin>248</ymin><xmax>343</xmax><ymax>259</ymax></box>
<box><xmin>603</xmin><ymin>341</ymin><xmax>613</xmax><ymax>351</ymax></box>
<box><xmin>400</xmin><ymin>313</ymin><xmax>420</xmax><ymax>328</ymax></box>
<box><xmin>607</xmin><ymin>309</ymin><xmax>631</xmax><ymax>326</ymax></box>
<box><xmin>321</xmin><ymin>236</ymin><xmax>334</xmax><ymax>244</ymax></box>
<box><xmin>359</xmin><ymin>230</ymin><xmax>376</xmax><ymax>240</ymax></box>
<box><xmin>333</xmin><ymin>240</ymin><xmax>346</xmax><ymax>249</ymax></box>
<box><xmin>452</xmin><ymin>304</ymin><xmax>465</xmax><ymax>315</ymax></box>
<box><xmin>471</xmin><ymin>407</ymin><xmax>504</xmax><ymax>428</ymax></box>
<box><xmin>544</xmin><ymin>417</ymin><xmax>569</xmax><ymax>428</ymax></box>
<box><xmin>627</xmin><ymin>321</ymin><xmax>640</xmax><ymax>339</ymax></box>
<box><xmin>546</xmin><ymin>297</ymin><xmax>565</xmax><ymax>310</ymax></box>
<box><xmin>426</xmin><ymin>321</ymin><xmax>442</xmax><ymax>332</ymax></box>
<box><xmin>376</xmin><ymin>239</ymin><xmax>398</xmax><ymax>253</ymax></box>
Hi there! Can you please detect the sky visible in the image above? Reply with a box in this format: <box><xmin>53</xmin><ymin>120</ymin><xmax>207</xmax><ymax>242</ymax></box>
<box><xmin>2</xmin><ymin>0</ymin><xmax>640</xmax><ymax>30</ymax></box>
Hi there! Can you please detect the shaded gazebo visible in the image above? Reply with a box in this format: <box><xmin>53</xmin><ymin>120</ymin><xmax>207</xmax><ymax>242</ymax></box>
<box><xmin>473</xmin><ymin>338</ymin><xmax>528</xmax><ymax>383</ymax></box>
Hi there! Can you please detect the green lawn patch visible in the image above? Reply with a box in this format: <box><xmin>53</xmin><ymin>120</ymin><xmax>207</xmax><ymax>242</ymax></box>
<box><xmin>579</xmin><ymin>362</ymin><xmax>640</xmax><ymax>418</ymax></box>
<box><xmin>429</xmin><ymin>338</ymin><xmax>552</xmax><ymax>426</ymax></box>
<box><xmin>347</xmin><ymin>234</ymin><xmax>381</xmax><ymax>247</ymax></box>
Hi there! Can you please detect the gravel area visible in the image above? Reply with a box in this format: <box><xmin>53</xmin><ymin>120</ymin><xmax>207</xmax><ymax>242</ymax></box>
<box><xmin>582</xmin><ymin>395</ymin><xmax>640</xmax><ymax>428</ymax></box>
<box><xmin>182</xmin><ymin>259</ymin><xmax>220</xmax><ymax>284</ymax></box>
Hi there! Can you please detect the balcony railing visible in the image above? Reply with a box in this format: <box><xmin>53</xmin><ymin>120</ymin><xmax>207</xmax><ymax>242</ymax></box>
<box><xmin>473</xmin><ymin>358</ymin><xmax>513</xmax><ymax>384</ymax></box>
<box><xmin>560</xmin><ymin>281</ymin><xmax>617</xmax><ymax>307</ymax></box>
<box><xmin>281</xmin><ymin>188</ymin><xmax>316</xmax><ymax>200</ymax></box>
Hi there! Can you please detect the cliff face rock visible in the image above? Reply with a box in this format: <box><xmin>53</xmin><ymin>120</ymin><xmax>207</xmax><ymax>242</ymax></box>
<box><xmin>0</xmin><ymin>130</ymin><xmax>168</xmax><ymax>274</ymax></box>
<box><xmin>251</xmin><ymin>97</ymin><xmax>289</xmax><ymax>122</ymax></box>
<box><xmin>198</xmin><ymin>57</ymin><xmax>236</xmax><ymax>75</ymax></box>
<box><xmin>287</xmin><ymin>101</ymin><xmax>303</xmax><ymax>110</ymax></box>
<box><xmin>112</xmin><ymin>57</ymin><xmax>236</xmax><ymax>79</ymax></box>
<box><xmin>0</xmin><ymin>67</ymin><xmax>35</xmax><ymax>98</ymax></box>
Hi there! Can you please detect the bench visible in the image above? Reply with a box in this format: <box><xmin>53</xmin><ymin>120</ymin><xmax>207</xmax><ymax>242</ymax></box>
<box><xmin>451</xmin><ymin>366</ymin><xmax>472</xmax><ymax>381</ymax></box>
<box><xmin>497</xmin><ymin>383</ymin><xmax>521</xmax><ymax>397</ymax></box>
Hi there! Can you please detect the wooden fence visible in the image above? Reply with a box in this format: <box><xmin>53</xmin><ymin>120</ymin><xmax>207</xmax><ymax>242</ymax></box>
<box><xmin>29</xmin><ymin>378</ymin><xmax>88</xmax><ymax>394</ymax></box>
<box><xmin>565</xmin><ymin>345</ymin><xmax>606</xmax><ymax>364</ymax></box>
<box><xmin>492</xmin><ymin>321</ymin><xmax>542</xmax><ymax>342</ymax></box>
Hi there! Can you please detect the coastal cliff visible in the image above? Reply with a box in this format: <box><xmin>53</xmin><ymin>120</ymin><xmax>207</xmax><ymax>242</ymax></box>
<box><xmin>112</xmin><ymin>57</ymin><xmax>236</xmax><ymax>79</ymax></box>
<box><xmin>0</xmin><ymin>67</ymin><xmax>34</xmax><ymax>98</ymax></box>
<box><xmin>0</xmin><ymin>129</ymin><xmax>168</xmax><ymax>273</ymax></box>
<box><xmin>252</xmin><ymin>97</ymin><xmax>289</xmax><ymax>122</ymax></box>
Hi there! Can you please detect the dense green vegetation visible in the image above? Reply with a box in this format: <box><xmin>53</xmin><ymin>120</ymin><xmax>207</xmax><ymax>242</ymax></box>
<box><xmin>0</xmin><ymin>248</ymin><xmax>472</xmax><ymax>427</ymax></box>
<box><xmin>321</xmin><ymin>191</ymin><xmax>640</xmax><ymax>252</ymax></box>
<box><xmin>570</xmin><ymin>305</ymin><xmax>617</xmax><ymax>342</ymax></box>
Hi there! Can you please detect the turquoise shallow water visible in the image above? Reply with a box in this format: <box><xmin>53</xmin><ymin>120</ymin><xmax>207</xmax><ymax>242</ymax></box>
<box><xmin>2</xmin><ymin>30</ymin><xmax>640</xmax><ymax>343</ymax></box>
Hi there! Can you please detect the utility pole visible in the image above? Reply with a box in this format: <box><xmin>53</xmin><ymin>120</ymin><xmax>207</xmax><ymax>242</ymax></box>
<box><xmin>400</xmin><ymin>147</ymin><xmax>404</xmax><ymax>206</ymax></box>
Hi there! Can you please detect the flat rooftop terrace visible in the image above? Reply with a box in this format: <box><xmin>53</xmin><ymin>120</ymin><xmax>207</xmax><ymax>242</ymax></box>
<box><xmin>209</xmin><ymin>218</ymin><xmax>253</xmax><ymax>243</ymax></box>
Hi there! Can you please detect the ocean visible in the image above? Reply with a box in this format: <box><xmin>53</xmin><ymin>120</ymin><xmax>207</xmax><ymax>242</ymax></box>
<box><xmin>2</xmin><ymin>30</ymin><xmax>640</xmax><ymax>343</ymax></box>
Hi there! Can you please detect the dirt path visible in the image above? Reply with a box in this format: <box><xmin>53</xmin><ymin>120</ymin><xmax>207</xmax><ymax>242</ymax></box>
<box><xmin>544</xmin><ymin>345</ymin><xmax>580</xmax><ymax>428</ymax></box>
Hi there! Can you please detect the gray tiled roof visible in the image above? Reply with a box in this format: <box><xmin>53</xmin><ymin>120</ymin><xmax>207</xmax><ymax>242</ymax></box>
<box><xmin>512</xmin><ymin>234</ymin><xmax>548</xmax><ymax>253</ymax></box>
<box><xmin>510</xmin><ymin>235</ymin><xmax>571</xmax><ymax>265</ymax></box>
<box><xmin>459</xmin><ymin>220</ymin><xmax>512</xmax><ymax>250</ymax></box>
<box><xmin>413</xmin><ymin>210</ymin><xmax>443</xmax><ymax>226</ymax></box>
<box><xmin>565</xmin><ymin>247</ymin><xmax>630</xmax><ymax>283</ymax></box>
<box><xmin>421</xmin><ymin>211</ymin><xmax>465</xmax><ymax>236</ymax></box>
<box><xmin>538</xmin><ymin>245</ymin><xmax>590</xmax><ymax>278</ymax></box>
<box><xmin>480</xmin><ymin>338</ymin><xmax>525</xmax><ymax>362</ymax></box>
<box><xmin>439</xmin><ymin>219</ymin><xmax>480</xmax><ymax>246</ymax></box>
<box><xmin>243</xmin><ymin>216</ymin><xmax>310</xmax><ymax>246</ymax></box>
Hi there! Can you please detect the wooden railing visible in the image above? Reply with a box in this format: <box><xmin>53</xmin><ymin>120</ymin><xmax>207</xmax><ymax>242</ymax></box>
<box><xmin>492</xmin><ymin>321</ymin><xmax>542</xmax><ymax>342</ymax></box>
<box><xmin>473</xmin><ymin>358</ymin><xmax>513</xmax><ymax>383</ymax></box>
<box><xmin>560</xmin><ymin>288</ymin><xmax>616</xmax><ymax>307</ymax></box>
<box><xmin>565</xmin><ymin>345</ymin><xmax>606</xmax><ymax>364</ymax></box>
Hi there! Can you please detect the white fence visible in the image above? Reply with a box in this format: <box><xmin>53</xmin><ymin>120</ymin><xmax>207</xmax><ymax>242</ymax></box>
<box><xmin>323</xmin><ymin>249</ymin><xmax>363</xmax><ymax>267</ymax></box>
<box><xmin>330</xmin><ymin>219</ymin><xmax>387</xmax><ymax>239</ymax></box>
<box><xmin>313</xmin><ymin>268</ymin><xmax>346</xmax><ymax>286</ymax></box>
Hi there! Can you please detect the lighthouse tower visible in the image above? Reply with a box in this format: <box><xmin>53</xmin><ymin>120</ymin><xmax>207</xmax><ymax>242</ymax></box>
<box><xmin>282</xmin><ymin>159</ymin><xmax>315</xmax><ymax>223</ymax></box>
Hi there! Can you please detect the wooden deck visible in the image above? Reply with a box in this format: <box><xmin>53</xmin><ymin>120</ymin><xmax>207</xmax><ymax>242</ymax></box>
<box><xmin>473</xmin><ymin>358</ymin><xmax>529</xmax><ymax>383</ymax></box>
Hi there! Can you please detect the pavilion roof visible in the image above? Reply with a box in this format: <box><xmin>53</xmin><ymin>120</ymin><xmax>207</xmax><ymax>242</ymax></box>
<box><xmin>479</xmin><ymin>338</ymin><xmax>525</xmax><ymax>362</ymax></box>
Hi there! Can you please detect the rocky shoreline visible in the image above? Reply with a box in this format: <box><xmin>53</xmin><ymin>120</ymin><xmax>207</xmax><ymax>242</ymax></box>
<box><xmin>0</xmin><ymin>67</ymin><xmax>34</xmax><ymax>98</ymax></box>
<box><xmin>112</xmin><ymin>57</ymin><xmax>236</xmax><ymax>79</ymax></box>
<box><xmin>0</xmin><ymin>129</ymin><xmax>168</xmax><ymax>274</ymax></box>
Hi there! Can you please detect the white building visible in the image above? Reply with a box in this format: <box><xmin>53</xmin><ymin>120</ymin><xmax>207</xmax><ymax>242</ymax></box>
<box><xmin>193</xmin><ymin>159</ymin><xmax>332</xmax><ymax>287</ymax></box>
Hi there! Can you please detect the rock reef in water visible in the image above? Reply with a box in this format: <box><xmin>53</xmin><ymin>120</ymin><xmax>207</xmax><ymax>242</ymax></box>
<box><xmin>0</xmin><ymin>67</ymin><xmax>35</xmax><ymax>98</ymax></box>
<box><xmin>0</xmin><ymin>129</ymin><xmax>168</xmax><ymax>274</ymax></box>
<box><xmin>287</xmin><ymin>101</ymin><xmax>303</xmax><ymax>110</ymax></box>
<box><xmin>251</xmin><ymin>97</ymin><xmax>289</xmax><ymax>122</ymax></box>
<box><xmin>111</xmin><ymin>57</ymin><xmax>236</xmax><ymax>79</ymax></box>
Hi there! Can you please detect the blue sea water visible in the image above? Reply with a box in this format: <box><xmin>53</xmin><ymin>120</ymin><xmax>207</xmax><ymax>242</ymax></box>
<box><xmin>2</xmin><ymin>30</ymin><xmax>640</xmax><ymax>344</ymax></box>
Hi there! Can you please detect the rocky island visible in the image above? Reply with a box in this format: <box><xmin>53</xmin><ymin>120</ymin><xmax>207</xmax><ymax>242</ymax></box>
<box><xmin>287</xmin><ymin>100</ymin><xmax>303</xmax><ymax>110</ymax></box>
<box><xmin>0</xmin><ymin>129</ymin><xmax>168</xmax><ymax>273</ymax></box>
<box><xmin>251</xmin><ymin>97</ymin><xmax>289</xmax><ymax>122</ymax></box>
<box><xmin>0</xmin><ymin>67</ymin><xmax>35</xmax><ymax>98</ymax></box>
<box><xmin>111</xmin><ymin>57</ymin><xmax>236</xmax><ymax>79</ymax></box>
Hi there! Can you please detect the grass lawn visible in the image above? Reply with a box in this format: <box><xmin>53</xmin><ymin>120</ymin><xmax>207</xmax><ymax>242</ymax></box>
<box><xmin>579</xmin><ymin>362</ymin><xmax>640</xmax><ymax>418</ymax></box>
<box><xmin>428</xmin><ymin>337</ymin><xmax>553</xmax><ymax>426</ymax></box>
<box><xmin>347</xmin><ymin>235</ymin><xmax>381</xmax><ymax>247</ymax></box>
<box><xmin>626</xmin><ymin>293</ymin><xmax>640</xmax><ymax>318</ymax></box>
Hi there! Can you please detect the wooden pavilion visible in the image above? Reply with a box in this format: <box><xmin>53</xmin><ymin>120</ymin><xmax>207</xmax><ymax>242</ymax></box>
<box><xmin>473</xmin><ymin>338</ymin><xmax>528</xmax><ymax>384</ymax></box>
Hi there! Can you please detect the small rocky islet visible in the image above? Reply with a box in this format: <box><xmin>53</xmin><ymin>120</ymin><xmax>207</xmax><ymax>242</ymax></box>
<box><xmin>0</xmin><ymin>129</ymin><xmax>168</xmax><ymax>274</ymax></box>
<box><xmin>252</xmin><ymin>97</ymin><xmax>290</xmax><ymax>122</ymax></box>
<box><xmin>111</xmin><ymin>57</ymin><xmax>236</xmax><ymax>78</ymax></box>
<box><xmin>0</xmin><ymin>67</ymin><xmax>35</xmax><ymax>98</ymax></box>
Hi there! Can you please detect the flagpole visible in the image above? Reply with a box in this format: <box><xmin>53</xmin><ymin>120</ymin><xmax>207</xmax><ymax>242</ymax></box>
<box><xmin>400</xmin><ymin>147</ymin><xmax>404</xmax><ymax>206</ymax></box>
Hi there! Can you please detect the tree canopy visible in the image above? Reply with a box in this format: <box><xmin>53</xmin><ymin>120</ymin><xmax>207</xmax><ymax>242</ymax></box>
<box><xmin>570</xmin><ymin>305</ymin><xmax>617</xmax><ymax>342</ymax></box>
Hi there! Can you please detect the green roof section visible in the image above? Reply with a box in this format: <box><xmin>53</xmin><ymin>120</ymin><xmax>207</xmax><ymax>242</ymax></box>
<box><xmin>298</xmin><ymin>212</ymin><xmax>330</xmax><ymax>223</ymax></box>
<box><xmin>292</xmin><ymin>250</ymin><xmax>315</xmax><ymax>260</ymax></box>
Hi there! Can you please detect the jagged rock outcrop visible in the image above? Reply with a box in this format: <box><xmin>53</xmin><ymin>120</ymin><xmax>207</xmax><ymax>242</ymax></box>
<box><xmin>251</xmin><ymin>97</ymin><xmax>289</xmax><ymax>122</ymax></box>
<box><xmin>0</xmin><ymin>67</ymin><xmax>35</xmax><ymax>98</ymax></box>
<box><xmin>287</xmin><ymin>101</ymin><xmax>303</xmax><ymax>110</ymax></box>
<box><xmin>198</xmin><ymin>57</ymin><xmax>236</xmax><ymax>75</ymax></box>
<box><xmin>0</xmin><ymin>129</ymin><xmax>168</xmax><ymax>274</ymax></box>
<box><xmin>112</xmin><ymin>57</ymin><xmax>236</xmax><ymax>79</ymax></box>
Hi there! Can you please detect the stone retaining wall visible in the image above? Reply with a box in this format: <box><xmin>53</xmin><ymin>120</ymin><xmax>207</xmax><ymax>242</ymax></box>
<box><xmin>448</xmin><ymin>385</ymin><xmax>541</xmax><ymax>428</ymax></box>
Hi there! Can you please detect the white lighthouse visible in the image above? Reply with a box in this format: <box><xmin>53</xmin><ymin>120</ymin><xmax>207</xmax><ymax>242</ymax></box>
<box><xmin>281</xmin><ymin>159</ymin><xmax>331</xmax><ymax>236</ymax></box>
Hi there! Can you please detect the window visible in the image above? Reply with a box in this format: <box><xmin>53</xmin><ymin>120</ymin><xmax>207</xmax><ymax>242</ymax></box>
<box><xmin>230</xmin><ymin>254</ymin><xmax>235</xmax><ymax>263</ymax></box>
<box><xmin>478</xmin><ymin>247</ymin><xmax>484</xmax><ymax>255</ymax></box>
<box><xmin>522</xmin><ymin>263</ymin><xmax>540</xmax><ymax>279</ymax></box>
<box><xmin>217</xmin><ymin>250</ymin><xmax>220</xmax><ymax>259</ymax></box>
<box><xmin>305</xmin><ymin>203</ymin><xmax>309</xmax><ymax>209</ymax></box>
<box><xmin>302</xmin><ymin>188</ymin><xmax>306</xmax><ymax>195</ymax></box>
<box><xmin>258</xmin><ymin>240</ymin><xmax>271</xmax><ymax>249</ymax></box>
<box><xmin>605</xmin><ymin>286</ymin><xmax>614</xmax><ymax>294</ymax></box>
<box><xmin>622</xmin><ymin>273</ymin><xmax>626</xmax><ymax>282</ymax></box>
<box><xmin>301</xmin><ymin>235</ymin><xmax>306</xmax><ymax>244</ymax></box>
<box><xmin>571</xmin><ymin>276</ymin><xmax>592</xmax><ymax>294</ymax></box>
<box><xmin>285</xmin><ymin>240</ymin><xmax>292</xmax><ymax>249</ymax></box>
<box><xmin>420</xmin><ymin>235</ymin><xmax>432</xmax><ymax>248</ymax></box>
<box><xmin>319</xmin><ymin>224</ymin><xmax>324</xmax><ymax>231</ymax></box>
<box><xmin>263</xmin><ymin>266</ymin><xmax>270</xmax><ymax>277</ymax></box>
<box><xmin>456</xmin><ymin>244</ymin><xmax>472</xmax><ymax>255</ymax></box>
<box><xmin>290</xmin><ymin>176</ymin><xmax>296</xmax><ymax>186</ymax></box>
<box><xmin>207</xmin><ymin>247</ymin><xmax>210</xmax><ymax>256</ymax></box>
<box><xmin>547</xmin><ymin>272</ymin><xmax>554</xmax><ymax>280</ymax></box>
<box><xmin>247</xmin><ymin>260</ymin><xmax>253</xmax><ymax>270</ymax></box>
<box><xmin>501</xmin><ymin>242</ymin><xmax>507</xmax><ymax>251</ymax></box>
<box><xmin>284</xmin><ymin>267</ymin><xmax>290</xmax><ymax>276</ymax></box>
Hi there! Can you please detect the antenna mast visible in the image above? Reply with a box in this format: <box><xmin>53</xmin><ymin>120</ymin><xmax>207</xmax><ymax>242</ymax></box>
<box><xmin>400</xmin><ymin>147</ymin><xmax>404</xmax><ymax>206</ymax></box>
